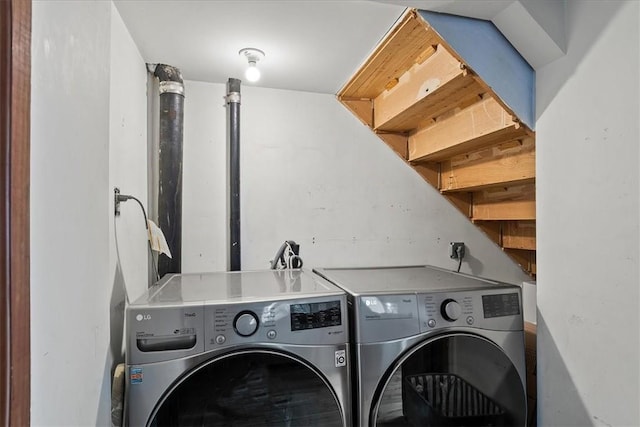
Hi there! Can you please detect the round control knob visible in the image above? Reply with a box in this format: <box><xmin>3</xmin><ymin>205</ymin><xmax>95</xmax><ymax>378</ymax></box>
<box><xmin>234</xmin><ymin>311</ymin><xmax>259</xmax><ymax>337</ymax></box>
<box><xmin>441</xmin><ymin>299</ymin><xmax>462</xmax><ymax>321</ymax></box>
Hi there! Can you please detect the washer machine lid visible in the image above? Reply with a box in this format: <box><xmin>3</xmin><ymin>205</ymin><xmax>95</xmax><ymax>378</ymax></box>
<box><xmin>131</xmin><ymin>269</ymin><xmax>344</xmax><ymax>307</ymax></box>
<box><xmin>314</xmin><ymin>265</ymin><xmax>514</xmax><ymax>296</ymax></box>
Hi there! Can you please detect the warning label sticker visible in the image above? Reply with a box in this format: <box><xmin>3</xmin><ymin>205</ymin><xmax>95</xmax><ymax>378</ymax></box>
<box><xmin>130</xmin><ymin>367</ymin><xmax>143</xmax><ymax>384</ymax></box>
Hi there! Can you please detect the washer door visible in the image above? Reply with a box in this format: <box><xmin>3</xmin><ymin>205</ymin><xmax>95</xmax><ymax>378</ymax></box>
<box><xmin>372</xmin><ymin>333</ymin><xmax>526</xmax><ymax>427</ymax></box>
<box><xmin>149</xmin><ymin>350</ymin><xmax>343</xmax><ymax>426</ymax></box>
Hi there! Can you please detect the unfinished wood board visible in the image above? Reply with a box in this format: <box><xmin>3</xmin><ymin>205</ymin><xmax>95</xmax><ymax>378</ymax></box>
<box><xmin>440</xmin><ymin>137</ymin><xmax>535</xmax><ymax>192</ymax></box>
<box><xmin>338</xmin><ymin>10</ymin><xmax>441</xmax><ymax>99</ymax></box>
<box><xmin>476</xmin><ymin>221</ymin><xmax>501</xmax><ymax>246</ymax></box>
<box><xmin>505</xmin><ymin>248</ymin><xmax>536</xmax><ymax>276</ymax></box>
<box><xmin>374</xmin><ymin>44</ymin><xmax>462</xmax><ymax>127</ymax></box>
<box><xmin>472</xmin><ymin>184</ymin><xmax>536</xmax><ymax>221</ymax></box>
<box><xmin>414</xmin><ymin>163</ymin><xmax>471</xmax><ymax>218</ymax></box>
<box><xmin>444</xmin><ymin>193</ymin><xmax>472</xmax><ymax>218</ymax></box>
<box><xmin>417</xmin><ymin>10</ymin><xmax>536</xmax><ymax>130</ymax></box>
<box><xmin>373</xmin><ymin>44</ymin><xmax>484</xmax><ymax>132</ymax></box>
<box><xmin>341</xmin><ymin>98</ymin><xmax>373</xmax><ymax>127</ymax></box>
<box><xmin>502</xmin><ymin>220</ymin><xmax>536</xmax><ymax>250</ymax></box>
<box><xmin>377</xmin><ymin>132</ymin><xmax>408</xmax><ymax>160</ymax></box>
<box><xmin>408</xmin><ymin>96</ymin><xmax>529</xmax><ymax>162</ymax></box>
<box><xmin>415</xmin><ymin>45</ymin><xmax>437</xmax><ymax>65</ymax></box>
<box><xmin>377</xmin><ymin>77</ymin><xmax>483</xmax><ymax>132</ymax></box>
<box><xmin>413</xmin><ymin>162</ymin><xmax>439</xmax><ymax>188</ymax></box>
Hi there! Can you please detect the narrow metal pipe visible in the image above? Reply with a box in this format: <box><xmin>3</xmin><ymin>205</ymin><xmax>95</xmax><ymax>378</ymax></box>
<box><xmin>226</xmin><ymin>78</ymin><xmax>241</xmax><ymax>271</ymax></box>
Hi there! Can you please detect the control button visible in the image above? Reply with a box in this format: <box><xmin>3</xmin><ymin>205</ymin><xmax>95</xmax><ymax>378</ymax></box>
<box><xmin>441</xmin><ymin>299</ymin><xmax>462</xmax><ymax>321</ymax></box>
<box><xmin>427</xmin><ymin>319</ymin><xmax>436</xmax><ymax>328</ymax></box>
<box><xmin>267</xmin><ymin>330</ymin><xmax>277</xmax><ymax>340</ymax></box>
<box><xmin>234</xmin><ymin>311</ymin><xmax>259</xmax><ymax>337</ymax></box>
<box><xmin>215</xmin><ymin>334</ymin><xmax>226</xmax><ymax>344</ymax></box>
<box><xmin>466</xmin><ymin>316</ymin><xmax>474</xmax><ymax>325</ymax></box>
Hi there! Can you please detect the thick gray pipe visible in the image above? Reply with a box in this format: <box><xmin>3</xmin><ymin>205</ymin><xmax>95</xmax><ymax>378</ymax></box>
<box><xmin>152</xmin><ymin>64</ymin><xmax>184</xmax><ymax>277</ymax></box>
<box><xmin>226</xmin><ymin>78</ymin><xmax>241</xmax><ymax>271</ymax></box>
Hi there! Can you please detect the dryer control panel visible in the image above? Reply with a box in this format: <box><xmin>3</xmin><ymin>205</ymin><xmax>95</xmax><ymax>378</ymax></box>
<box><xmin>354</xmin><ymin>294</ymin><xmax>420</xmax><ymax>343</ymax></box>
<box><xmin>353</xmin><ymin>288</ymin><xmax>522</xmax><ymax>343</ymax></box>
<box><xmin>418</xmin><ymin>289</ymin><xmax>523</xmax><ymax>333</ymax></box>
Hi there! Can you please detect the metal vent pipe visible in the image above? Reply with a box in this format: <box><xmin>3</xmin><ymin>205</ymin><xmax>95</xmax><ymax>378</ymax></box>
<box><xmin>150</xmin><ymin>64</ymin><xmax>184</xmax><ymax>277</ymax></box>
<box><xmin>226</xmin><ymin>78</ymin><xmax>241</xmax><ymax>271</ymax></box>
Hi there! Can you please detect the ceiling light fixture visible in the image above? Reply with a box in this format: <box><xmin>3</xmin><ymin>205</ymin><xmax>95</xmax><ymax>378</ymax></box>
<box><xmin>239</xmin><ymin>48</ymin><xmax>265</xmax><ymax>83</ymax></box>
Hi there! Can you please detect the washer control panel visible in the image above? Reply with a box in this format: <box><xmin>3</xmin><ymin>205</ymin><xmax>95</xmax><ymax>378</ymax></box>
<box><xmin>234</xmin><ymin>311</ymin><xmax>259</xmax><ymax>336</ymax></box>
<box><xmin>441</xmin><ymin>299</ymin><xmax>462</xmax><ymax>321</ymax></box>
<box><xmin>204</xmin><ymin>296</ymin><xmax>347</xmax><ymax>351</ymax></box>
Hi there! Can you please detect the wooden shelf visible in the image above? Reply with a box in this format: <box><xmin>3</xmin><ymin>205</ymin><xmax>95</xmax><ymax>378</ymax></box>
<box><xmin>376</xmin><ymin>132</ymin><xmax>408</xmax><ymax>160</ymax></box>
<box><xmin>475</xmin><ymin>220</ymin><xmax>537</xmax><ymax>251</ymax></box>
<box><xmin>439</xmin><ymin>138</ymin><xmax>535</xmax><ymax>193</ymax></box>
<box><xmin>341</xmin><ymin>98</ymin><xmax>373</xmax><ymax>127</ymax></box>
<box><xmin>373</xmin><ymin>45</ymin><xmax>485</xmax><ymax>132</ymax></box>
<box><xmin>472</xmin><ymin>184</ymin><xmax>536</xmax><ymax>221</ymax></box>
<box><xmin>339</xmin><ymin>10</ymin><xmax>440</xmax><ymax>100</ymax></box>
<box><xmin>408</xmin><ymin>97</ymin><xmax>530</xmax><ymax>162</ymax></box>
<box><xmin>502</xmin><ymin>220</ymin><xmax>536</xmax><ymax>250</ymax></box>
<box><xmin>505</xmin><ymin>248</ymin><xmax>537</xmax><ymax>275</ymax></box>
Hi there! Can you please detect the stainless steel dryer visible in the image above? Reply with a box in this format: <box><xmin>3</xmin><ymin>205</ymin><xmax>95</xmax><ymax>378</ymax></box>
<box><xmin>314</xmin><ymin>265</ymin><xmax>527</xmax><ymax>427</ymax></box>
<box><xmin>124</xmin><ymin>269</ymin><xmax>351</xmax><ymax>426</ymax></box>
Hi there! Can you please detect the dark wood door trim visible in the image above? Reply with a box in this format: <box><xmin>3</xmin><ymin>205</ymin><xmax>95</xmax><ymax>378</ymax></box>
<box><xmin>1</xmin><ymin>0</ymin><xmax>11</xmax><ymax>423</ymax></box>
<box><xmin>2</xmin><ymin>0</ymin><xmax>31</xmax><ymax>425</ymax></box>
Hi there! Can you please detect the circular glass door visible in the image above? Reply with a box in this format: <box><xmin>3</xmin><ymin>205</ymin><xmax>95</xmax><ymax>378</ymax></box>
<box><xmin>373</xmin><ymin>334</ymin><xmax>526</xmax><ymax>427</ymax></box>
<box><xmin>150</xmin><ymin>350</ymin><xmax>343</xmax><ymax>427</ymax></box>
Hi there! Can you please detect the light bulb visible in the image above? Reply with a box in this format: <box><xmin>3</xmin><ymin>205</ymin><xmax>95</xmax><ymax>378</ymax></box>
<box><xmin>245</xmin><ymin>62</ymin><xmax>260</xmax><ymax>82</ymax></box>
<box><xmin>239</xmin><ymin>48</ymin><xmax>265</xmax><ymax>82</ymax></box>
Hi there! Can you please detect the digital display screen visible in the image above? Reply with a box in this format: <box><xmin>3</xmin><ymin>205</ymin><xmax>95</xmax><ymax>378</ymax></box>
<box><xmin>290</xmin><ymin>300</ymin><xmax>341</xmax><ymax>331</ymax></box>
<box><xmin>482</xmin><ymin>293</ymin><xmax>520</xmax><ymax>318</ymax></box>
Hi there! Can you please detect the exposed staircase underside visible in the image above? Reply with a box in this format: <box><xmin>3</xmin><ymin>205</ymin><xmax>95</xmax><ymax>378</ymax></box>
<box><xmin>338</xmin><ymin>9</ymin><xmax>536</xmax><ymax>277</ymax></box>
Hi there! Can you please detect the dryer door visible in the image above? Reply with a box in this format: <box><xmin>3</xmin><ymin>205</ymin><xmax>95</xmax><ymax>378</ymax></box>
<box><xmin>148</xmin><ymin>350</ymin><xmax>343</xmax><ymax>426</ymax></box>
<box><xmin>372</xmin><ymin>333</ymin><xmax>526</xmax><ymax>427</ymax></box>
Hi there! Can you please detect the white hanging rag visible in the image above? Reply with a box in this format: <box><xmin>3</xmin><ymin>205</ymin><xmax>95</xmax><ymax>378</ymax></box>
<box><xmin>147</xmin><ymin>219</ymin><xmax>172</xmax><ymax>258</ymax></box>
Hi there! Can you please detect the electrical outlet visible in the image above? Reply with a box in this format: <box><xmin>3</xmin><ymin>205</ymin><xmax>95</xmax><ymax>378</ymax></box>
<box><xmin>449</xmin><ymin>242</ymin><xmax>465</xmax><ymax>259</ymax></box>
<box><xmin>114</xmin><ymin>187</ymin><xmax>121</xmax><ymax>216</ymax></box>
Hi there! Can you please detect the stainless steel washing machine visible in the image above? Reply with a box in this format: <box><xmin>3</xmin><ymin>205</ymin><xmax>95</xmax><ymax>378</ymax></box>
<box><xmin>314</xmin><ymin>265</ymin><xmax>527</xmax><ymax>427</ymax></box>
<box><xmin>124</xmin><ymin>269</ymin><xmax>351</xmax><ymax>426</ymax></box>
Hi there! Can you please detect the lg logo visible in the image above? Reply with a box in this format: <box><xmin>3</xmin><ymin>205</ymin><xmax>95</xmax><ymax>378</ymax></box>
<box><xmin>136</xmin><ymin>314</ymin><xmax>151</xmax><ymax>321</ymax></box>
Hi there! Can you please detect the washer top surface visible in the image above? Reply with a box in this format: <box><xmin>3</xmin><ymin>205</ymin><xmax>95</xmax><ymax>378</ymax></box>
<box><xmin>314</xmin><ymin>265</ymin><xmax>514</xmax><ymax>296</ymax></box>
<box><xmin>131</xmin><ymin>269</ymin><xmax>344</xmax><ymax>307</ymax></box>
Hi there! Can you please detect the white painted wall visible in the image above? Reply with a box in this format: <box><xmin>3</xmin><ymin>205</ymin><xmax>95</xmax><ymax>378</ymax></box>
<box><xmin>31</xmin><ymin>1</ymin><xmax>148</xmax><ymax>425</ymax></box>
<box><xmin>182</xmin><ymin>81</ymin><xmax>228</xmax><ymax>273</ymax></box>
<box><xmin>519</xmin><ymin>0</ymin><xmax>566</xmax><ymax>52</ymax></box>
<box><xmin>182</xmin><ymin>82</ymin><xmax>529</xmax><ymax>285</ymax></box>
<box><xmin>108</xmin><ymin>0</ymin><xmax>148</xmax><ymax>386</ymax></box>
<box><xmin>493</xmin><ymin>0</ymin><xmax>566</xmax><ymax>69</ymax></box>
<box><xmin>31</xmin><ymin>1</ymin><xmax>112</xmax><ymax>424</ymax></box>
<box><xmin>536</xmin><ymin>1</ymin><xmax>639</xmax><ymax>425</ymax></box>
